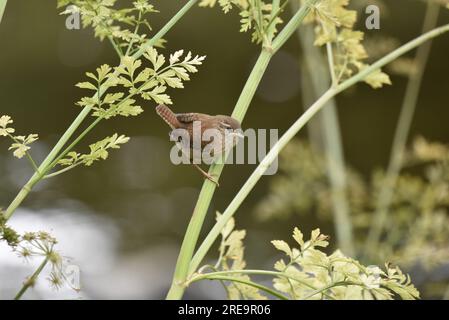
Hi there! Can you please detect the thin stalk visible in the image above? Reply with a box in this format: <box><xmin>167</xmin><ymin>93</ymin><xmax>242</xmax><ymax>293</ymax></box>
<box><xmin>166</xmin><ymin>0</ymin><xmax>318</xmax><ymax>300</ymax></box>
<box><xmin>195</xmin><ymin>274</ymin><xmax>289</xmax><ymax>300</ymax></box>
<box><xmin>266</xmin><ymin>0</ymin><xmax>280</xmax><ymax>42</ymax></box>
<box><xmin>7</xmin><ymin>134</ymin><xmax>40</xmax><ymax>173</ymax></box>
<box><xmin>301</xmin><ymin>280</ymin><xmax>354</xmax><ymax>300</ymax></box>
<box><xmin>326</xmin><ymin>42</ymin><xmax>338</xmax><ymax>87</ymax></box>
<box><xmin>125</xmin><ymin>10</ymin><xmax>143</xmax><ymax>57</ymax></box>
<box><xmin>108</xmin><ymin>36</ymin><xmax>123</xmax><ymax>57</ymax></box>
<box><xmin>3</xmin><ymin>0</ymin><xmax>198</xmax><ymax>222</ymax></box>
<box><xmin>14</xmin><ymin>257</ymin><xmax>49</xmax><ymax>300</ymax></box>
<box><xmin>189</xmin><ymin>22</ymin><xmax>449</xmax><ymax>274</ymax></box>
<box><xmin>0</xmin><ymin>0</ymin><xmax>6</xmax><ymax>23</ymax></box>
<box><xmin>43</xmin><ymin>162</ymin><xmax>82</xmax><ymax>179</ymax></box>
<box><xmin>191</xmin><ymin>269</ymin><xmax>333</xmax><ymax>298</ymax></box>
<box><xmin>364</xmin><ymin>2</ymin><xmax>440</xmax><ymax>258</ymax></box>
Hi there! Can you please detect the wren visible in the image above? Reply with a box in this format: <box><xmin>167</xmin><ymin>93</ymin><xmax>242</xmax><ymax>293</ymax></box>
<box><xmin>156</xmin><ymin>104</ymin><xmax>243</xmax><ymax>186</ymax></box>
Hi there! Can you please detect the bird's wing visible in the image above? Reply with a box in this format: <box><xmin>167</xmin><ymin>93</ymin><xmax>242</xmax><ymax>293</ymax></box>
<box><xmin>176</xmin><ymin>113</ymin><xmax>209</xmax><ymax>123</ymax></box>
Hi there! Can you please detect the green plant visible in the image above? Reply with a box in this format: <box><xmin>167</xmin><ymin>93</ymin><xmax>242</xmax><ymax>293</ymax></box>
<box><xmin>189</xmin><ymin>216</ymin><xmax>419</xmax><ymax>299</ymax></box>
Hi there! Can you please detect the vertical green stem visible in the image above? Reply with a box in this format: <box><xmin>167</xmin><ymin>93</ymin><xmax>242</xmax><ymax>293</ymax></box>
<box><xmin>364</xmin><ymin>2</ymin><xmax>440</xmax><ymax>258</ymax></box>
<box><xmin>166</xmin><ymin>49</ymin><xmax>273</xmax><ymax>300</ymax></box>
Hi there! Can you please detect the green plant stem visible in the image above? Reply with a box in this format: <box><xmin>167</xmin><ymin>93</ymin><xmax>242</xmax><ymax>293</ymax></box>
<box><xmin>125</xmin><ymin>10</ymin><xmax>143</xmax><ymax>56</ymax></box>
<box><xmin>4</xmin><ymin>106</ymin><xmax>93</xmax><ymax>220</ymax></box>
<box><xmin>14</xmin><ymin>257</ymin><xmax>49</xmax><ymax>300</ymax></box>
<box><xmin>0</xmin><ymin>0</ymin><xmax>6</xmax><ymax>23</ymax></box>
<box><xmin>43</xmin><ymin>163</ymin><xmax>83</xmax><ymax>179</ymax></box>
<box><xmin>301</xmin><ymin>280</ymin><xmax>354</xmax><ymax>300</ymax></box>
<box><xmin>189</xmin><ymin>22</ymin><xmax>449</xmax><ymax>275</ymax></box>
<box><xmin>165</xmin><ymin>0</ymin><xmax>317</xmax><ymax>300</ymax></box>
<box><xmin>2</xmin><ymin>0</ymin><xmax>198</xmax><ymax>222</ymax></box>
<box><xmin>108</xmin><ymin>36</ymin><xmax>123</xmax><ymax>57</ymax></box>
<box><xmin>364</xmin><ymin>1</ymin><xmax>440</xmax><ymax>259</ymax></box>
<box><xmin>191</xmin><ymin>269</ymin><xmax>332</xmax><ymax>297</ymax></box>
<box><xmin>195</xmin><ymin>274</ymin><xmax>288</xmax><ymax>300</ymax></box>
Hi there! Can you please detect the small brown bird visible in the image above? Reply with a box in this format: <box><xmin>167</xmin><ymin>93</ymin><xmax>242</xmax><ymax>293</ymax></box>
<box><xmin>156</xmin><ymin>104</ymin><xmax>243</xmax><ymax>186</ymax></box>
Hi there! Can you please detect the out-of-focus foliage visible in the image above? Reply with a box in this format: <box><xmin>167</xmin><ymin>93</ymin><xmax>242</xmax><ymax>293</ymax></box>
<box><xmin>303</xmin><ymin>0</ymin><xmax>391</xmax><ymax>88</ymax></box>
<box><xmin>58</xmin><ymin>0</ymin><xmax>163</xmax><ymax>55</ymax></box>
<box><xmin>199</xmin><ymin>0</ymin><xmax>283</xmax><ymax>44</ymax></box>
<box><xmin>272</xmin><ymin>227</ymin><xmax>419</xmax><ymax>299</ymax></box>
<box><xmin>196</xmin><ymin>219</ymin><xmax>420</xmax><ymax>299</ymax></box>
<box><xmin>0</xmin><ymin>211</ymin><xmax>77</xmax><ymax>292</ymax></box>
<box><xmin>254</xmin><ymin>138</ymin><xmax>449</xmax><ymax>298</ymax></box>
<box><xmin>429</xmin><ymin>0</ymin><xmax>449</xmax><ymax>9</ymax></box>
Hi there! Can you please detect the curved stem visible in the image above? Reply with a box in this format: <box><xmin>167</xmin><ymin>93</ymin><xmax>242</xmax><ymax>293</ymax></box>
<box><xmin>195</xmin><ymin>274</ymin><xmax>289</xmax><ymax>300</ymax></box>
<box><xmin>364</xmin><ymin>2</ymin><xmax>440</xmax><ymax>259</ymax></box>
<box><xmin>301</xmin><ymin>281</ymin><xmax>355</xmax><ymax>300</ymax></box>
<box><xmin>191</xmin><ymin>269</ymin><xmax>334</xmax><ymax>299</ymax></box>
<box><xmin>43</xmin><ymin>162</ymin><xmax>82</xmax><ymax>179</ymax></box>
<box><xmin>125</xmin><ymin>10</ymin><xmax>143</xmax><ymax>57</ymax></box>
<box><xmin>108</xmin><ymin>36</ymin><xmax>123</xmax><ymax>57</ymax></box>
<box><xmin>189</xmin><ymin>22</ymin><xmax>449</xmax><ymax>275</ymax></box>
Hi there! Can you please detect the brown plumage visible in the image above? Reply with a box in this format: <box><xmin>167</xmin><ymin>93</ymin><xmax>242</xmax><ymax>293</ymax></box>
<box><xmin>156</xmin><ymin>104</ymin><xmax>243</xmax><ymax>186</ymax></box>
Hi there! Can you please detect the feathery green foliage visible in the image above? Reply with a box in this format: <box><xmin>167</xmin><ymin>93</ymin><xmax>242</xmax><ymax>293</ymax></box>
<box><xmin>303</xmin><ymin>0</ymin><xmax>391</xmax><ymax>88</ymax></box>
<box><xmin>199</xmin><ymin>0</ymin><xmax>284</xmax><ymax>44</ymax></box>
<box><xmin>58</xmin><ymin>0</ymin><xmax>163</xmax><ymax>55</ymax></box>
<box><xmin>192</xmin><ymin>218</ymin><xmax>419</xmax><ymax>300</ymax></box>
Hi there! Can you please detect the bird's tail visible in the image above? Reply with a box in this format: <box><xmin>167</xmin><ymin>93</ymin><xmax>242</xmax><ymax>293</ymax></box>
<box><xmin>155</xmin><ymin>104</ymin><xmax>181</xmax><ymax>129</ymax></box>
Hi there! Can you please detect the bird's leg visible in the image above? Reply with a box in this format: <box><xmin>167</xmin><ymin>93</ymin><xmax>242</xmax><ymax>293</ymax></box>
<box><xmin>192</xmin><ymin>163</ymin><xmax>219</xmax><ymax>187</ymax></box>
